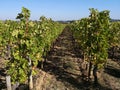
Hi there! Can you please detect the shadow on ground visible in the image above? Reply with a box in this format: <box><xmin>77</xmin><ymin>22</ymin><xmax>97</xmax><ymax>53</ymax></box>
<box><xmin>105</xmin><ymin>65</ymin><xmax>120</xmax><ymax>78</ymax></box>
<box><xmin>43</xmin><ymin>26</ymin><xmax>112</xmax><ymax>90</ymax></box>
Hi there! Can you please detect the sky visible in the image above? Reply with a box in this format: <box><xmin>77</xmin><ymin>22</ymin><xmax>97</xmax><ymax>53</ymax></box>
<box><xmin>0</xmin><ymin>0</ymin><xmax>120</xmax><ymax>20</ymax></box>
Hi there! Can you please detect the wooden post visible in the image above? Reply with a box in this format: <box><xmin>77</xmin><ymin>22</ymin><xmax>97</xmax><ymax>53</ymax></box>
<box><xmin>28</xmin><ymin>57</ymin><xmax>33</xmax><ymax>90</ymax></box>
<box><xmin>93</xmin><ymin>65</ymin><xmax>98</xmax><ymax>84</ymax></box>
<box><xmin>12</xmin><ymin>82</ymin><xmax>19</xmax><ymax>90</ymax></box>
<box><xmin>88</xmin><ymin>60</ymin><xmax>92</xmax><ymax>80</ymax></box>
<box><xmin>6</xmin><ymin>76</ymin><xmax>12</xmax><ymax>90</ymax></box>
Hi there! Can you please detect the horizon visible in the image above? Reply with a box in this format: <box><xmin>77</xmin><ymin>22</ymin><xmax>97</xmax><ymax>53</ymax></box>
<box><xmin>0</xmin><ymin>0</ymin><xmax>120</xmax><ymax>21</ymax></box>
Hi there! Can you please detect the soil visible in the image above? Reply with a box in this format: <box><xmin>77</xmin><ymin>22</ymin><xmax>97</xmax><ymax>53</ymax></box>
<box><xmin>0</xmin><ymin>26</ymin><xmax>120</xmax><ymax>90</ymax></box>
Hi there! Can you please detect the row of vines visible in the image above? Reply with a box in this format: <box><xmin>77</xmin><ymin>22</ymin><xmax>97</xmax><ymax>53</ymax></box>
<box><xmin>0</xmin><ymin>7</ymin><xmax>65</xmax><ymax>89</ymax></box>
<box><xmin>70</xmin><ymin>8</ymin><xmax>120</xmax><ymax>83</ymax></box>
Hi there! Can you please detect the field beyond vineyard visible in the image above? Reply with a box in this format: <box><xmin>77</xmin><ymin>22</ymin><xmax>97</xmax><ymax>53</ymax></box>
<box><xmin>1</xmin><ymin>26</ymin><xmax>120</xmax><ymax>90</ymax></box>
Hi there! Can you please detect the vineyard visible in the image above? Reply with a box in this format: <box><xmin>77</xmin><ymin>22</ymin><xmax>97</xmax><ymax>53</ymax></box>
<box><xmin>0</xmin><ymin>7</ymin><xmax>120</xmax><ymax>90</ymax></box>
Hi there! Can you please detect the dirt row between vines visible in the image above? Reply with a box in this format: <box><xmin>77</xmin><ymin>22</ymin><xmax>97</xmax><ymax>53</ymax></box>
<box><xmin>0</xmin><ymin>26</ymin><xmax>120</xmax><ymax>90</ymax></box>
<box><xmin>33</xmin><ymin>26</ymin><xmax>120</xmax><ymax>90</ymax></box>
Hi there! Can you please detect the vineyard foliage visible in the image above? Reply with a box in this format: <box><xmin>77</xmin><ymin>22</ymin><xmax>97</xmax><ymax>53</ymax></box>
<box><xmin>70</xmin><ymin>8</ymin><xmax>120</xmax><ymax>82</ymax></box>
<box><xmin>71</xmin><ymin>8</ymin><xmax>110</xmax><ymax>68</ymax></box>
<box><xmin>109</xmin><ymin>21</ymin><xmax>120</xmax><ymax>47</ymax></box>
<box><xmin>0</xmin><ymin>7</ymin><xmax>65</xmax><ymax>84</ymax></box>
